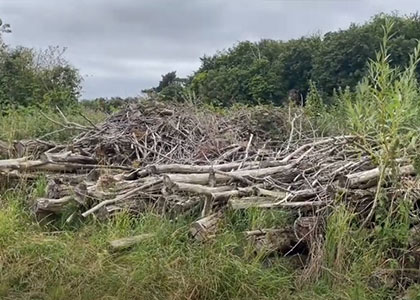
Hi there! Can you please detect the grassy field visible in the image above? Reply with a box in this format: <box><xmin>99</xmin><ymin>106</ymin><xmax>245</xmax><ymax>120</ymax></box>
<box><xmin>0</xmin><ymin>179</ymin><xmax>400</xmax><ymax>300</ymax></box>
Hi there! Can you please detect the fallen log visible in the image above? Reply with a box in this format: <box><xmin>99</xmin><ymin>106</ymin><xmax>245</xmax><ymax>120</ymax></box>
<box><xmin>229</xmin><ymin>196</ymin><xmax>326</xmax><ymax>209</ymax></box>
<box><xmin>14</xmin><ymin>139</ymin><xmax>57</xmax><ymax>158</ymax></box>
<box><xmin>35</xmin><ymin>196</ymin><xmax>74</xmax><ymax>214</ymax></box>
<box><xmin>141</xmin><ymin>162</ymin><xmax>297</xmax><ymax>185</ymax></box>
<box><xmin>81</xmin><ymin>179</ymin><xmax>163</xmax><ymax>217</ymax></box>
<box><xmin>41</xmin><ymin>151</ymin><xmax>97</xmax><ymax>164</ymax></box>
<box><xmin>339</xmin><ymin>165</ymin><xmax>416</xmax><ymax>188</ymax></box>
<box><xmin>163</xmin><ymin>177</ymin><xmax>233</xmax><ymax>195</ymax></box>
<box><xmin>0</xmin><ymin>140</ymin><xmax>11</xmax><ymax>157</ymax></box>
<box><xmin>211</xmin><ymin>187</ymin><xmax>255</xmax><ymax>202</ymax></box>
<box><xmin>0</xmin><ymin>157</ymin><xmax>134</xmax><ymax>172</ymax></box>
<box><xmin>229</xmin><ymin>197</ymin><xmax>279</xmax><ymax>209</ymax></box>
<box><xmin>190</xmin><ymin>212</ymin><xmax>222</xmax><ymax>241</ymax></box>
<box><xmin>138</xmin><ymin>160</ymin><xmax>289</xmax><ymax>176</ymax></box>
<box><xmin>0</xmin><ymin>170</ymin><xmax>40</xmax><ymax>181</ymax></box>
<box><xmin>246</xmin><ymin>227</ymin><xmax>299</xmax><ymax>254</ymax></box>
<box><xmin>109</xmin><ymin>233</ymin><xmax>154</xmax><ymax>250</ymax></box>
<box><xmin>245</xmin><ymin>228</ymin><xmax>284</xmax><ymax>237</ymax></box>
<box><xmin>256</xmin><ymin>188</ymin><xmax>287</xmax><ymax>199</ymax></box>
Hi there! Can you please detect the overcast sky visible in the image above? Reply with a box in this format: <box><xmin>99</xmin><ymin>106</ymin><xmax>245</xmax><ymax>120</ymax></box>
<box><xmin>0</xmin><ymin>0</ymin><xmax>418</xmax><ymax>99</ymax></box>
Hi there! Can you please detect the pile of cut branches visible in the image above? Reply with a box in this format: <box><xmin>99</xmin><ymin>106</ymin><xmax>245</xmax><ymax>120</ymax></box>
<box><xmin>68</xmin><ymin>101</ymin><xmax>291</xmax><ymax>165</ymax></box>
<box><xmin>0</xmin><ymin>101</ymin><xmax>418</xmax><ymax>258</ymax></box>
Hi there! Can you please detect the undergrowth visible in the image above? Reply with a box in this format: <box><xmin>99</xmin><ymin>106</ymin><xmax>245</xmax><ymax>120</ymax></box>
<box><xmin>0</xmin><ymin>180</ymin><xmax>394</xmax><ymax>300</ymax></box>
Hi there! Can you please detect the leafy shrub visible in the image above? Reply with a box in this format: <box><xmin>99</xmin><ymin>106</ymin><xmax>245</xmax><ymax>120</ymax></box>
<box><xmin>0</xmin><ymin>22</ymin><xmax>82</xmax><ymax>110</ymax></box>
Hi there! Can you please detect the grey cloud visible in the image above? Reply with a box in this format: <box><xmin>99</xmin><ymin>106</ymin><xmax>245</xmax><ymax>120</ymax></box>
<box><xmin>1</xmin><ymin>0</ymin><xmax>419</xmax><ymax>98</ymax></box>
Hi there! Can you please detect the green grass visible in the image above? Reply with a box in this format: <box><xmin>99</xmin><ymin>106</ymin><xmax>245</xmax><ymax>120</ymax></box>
<box><xmin>0</xmin><ymin>181</ymin><xmax>402</xmax><ymax>300</ymax></box>
<box><xmin>0</xmin><ymin>105</ymin><xmax>107</xmax><ymax>143</ymax></box>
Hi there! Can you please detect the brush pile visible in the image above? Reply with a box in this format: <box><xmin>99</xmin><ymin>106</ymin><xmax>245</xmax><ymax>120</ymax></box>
<box><xmin>0</xmin><ymin>101</ymin><xmax>418</xmax><ymax>254</ymax></box>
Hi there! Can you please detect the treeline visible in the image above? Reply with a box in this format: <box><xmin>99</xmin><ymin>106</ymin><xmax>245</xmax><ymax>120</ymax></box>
<box><xmin>0</xmin><ymin>19</ymin><xmax>81</xmax><ymax>110</ymax></box>
<box><xmin>146</xmin><ymin>13</ymin><xmax>420</xmax><ymax>106</ymax></box>
<box><xmin>2</xmin><ymin>13</ymin><xmax>420</xmax><ymax>110</ymax></box>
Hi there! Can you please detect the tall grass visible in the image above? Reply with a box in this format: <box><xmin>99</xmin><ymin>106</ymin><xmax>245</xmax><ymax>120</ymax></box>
<box><xmin>340</xmin><ymin>18</ymin><xmax>420</xmax><ymax>228</ymax></box>
<box><xmin>302</xmin><ymin>19</ymin><xmax>420</xmax><ymax>298</ymax></box>
<box><xmin>1</xmin><ymin>181</ymin><xmax>394</xmax><ymax>300</ymax></box>
<box><xmin>0</xmin><ymin>105</ymin><xmax>107</xmax><ymax>143</ymax></box>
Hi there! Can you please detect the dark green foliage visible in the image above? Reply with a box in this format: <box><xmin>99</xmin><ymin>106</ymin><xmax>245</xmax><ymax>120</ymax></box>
<box><xmin>147</xmin><ymin>13</ymin><xmax>420</xmax><ymax>107</ymax></box>
<box><xmin>190</xmin><ymin>39</ymin><xmax>315</xmax><ymax>105</ymax></box>
<box><xmin>0</xmin><ymin>21</ymin><xmax>82</xmax><ymax>110</ymax></box>
<box><xmin>142</xmin><ymin>71</ymin><xmax>187</xmax><ymax>101</ymax></box>
<box><xmin>154</xmin><ymin>71</ymin><xmax>177</xmax><ymax>92</ymax></box>
<box><xmin>313</xmin><ymin>13</ymin><xmax>420</xmax><ymax>95</ymax></box>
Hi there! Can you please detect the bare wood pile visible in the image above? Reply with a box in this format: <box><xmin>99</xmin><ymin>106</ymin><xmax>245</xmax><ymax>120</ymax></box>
<box><xmin>0</xmin><ymin>101</ymin><xmax>419</xmax><ymax>256</ymax></box>
<box><xmin>67</xmin><ymin>101</ymin><xmax>289</xmax><ymax>166</ymax></box>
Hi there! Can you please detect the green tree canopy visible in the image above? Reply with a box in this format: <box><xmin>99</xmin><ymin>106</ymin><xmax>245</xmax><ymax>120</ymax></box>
<box><xmin>0</xmin><ymin>19</ymin><xmax>82</xmax><ymax>110</ymax></box>
<box><xmin>147</xmin><ymin>13</ymin><xmax>420</xmax><ymax>107</ymax></box>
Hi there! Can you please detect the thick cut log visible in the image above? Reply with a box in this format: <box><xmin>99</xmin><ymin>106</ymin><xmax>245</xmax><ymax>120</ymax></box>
<box><xmin>246</xmin><ymin>227</ymin><xmax>299</xmax><ymax>254</ymax></box>
<box><xmin>35</xmin><ymin>196</ymin><xmax>74</xmax><ymax>214</ymax></box>
<box><xmin>45</xmin><ymin>179</ymin><xmax>72</xmax><ymax>199</ymax></box>
<box><xmin>211</xmin><ymin>187</ymin><xmax>255</xmax><ymax>202</ymax></box>
<box><xmin>142</xmin><ymin>163</ymin><xmax>296</xmax><ymax>185</ymax></box>
<box><xmin>109</xmin><ymin>233</ymin><xmax>154</xmax><ymax>250</ymax></box>
<box><xmin>0</xmin><ymin>140</ymin><xmax>11</xmax><ymax>157</ymax></box>
<box><xmin>190</xmin><ymin>212</ymin><xmax>222</xmax><ymax>241</ymax></box>
<box><xmin>339</xmin><ymin>165</ymin><xmax>416</xmax><ymax>188</ymax></box>
<box><xmin>81</xmin><ymin>179</ymin><xmax>163</xmax><ymax>217</ymax></box>
<box><xmin>256</xmin><ymin>188</ymin><xmax>287</xmax><ymax>199</ymax></box>
<box><xmin>41</xmin><ymin>151</ymin><xmax>97</xmax><ymax>164</ymax></box>
<box><xmin>0</xmin><ymin>158</ymin><xmax>133</xmax><ymax>173</ymax></box>
<box><xmin>163</xmin><ymin>177</ymin><xmax>233</xmax><ymax>195</ymax></box>
<box><xmin>14</xmin><ymin>139</ymin><xmax>56</xmax><ymax>158</ymax></box>
<box><xmin>229</xmin><ymin>196</ymin><xmax>326</xmax><ymax>209</ymax></box>
<box><xmin>229</xmin><ymin>197</ymin><xmax>279</xmax><ymax>209</ymax></box>
<box><xmin>138</xmin><ymin>159</ymin><xmax>292</xmax><ymax>176</ymax></box>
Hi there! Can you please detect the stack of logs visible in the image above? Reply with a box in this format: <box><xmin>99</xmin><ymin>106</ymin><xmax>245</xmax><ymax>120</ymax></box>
<box><xmin>0</xmin><ymin>101</ymin><xmax>418</xmax><ymax>255</ymax></box>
